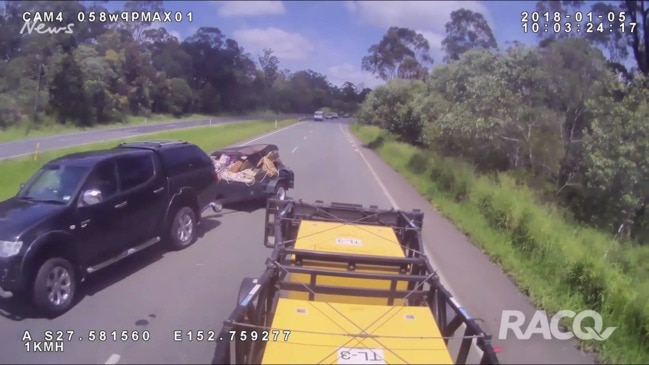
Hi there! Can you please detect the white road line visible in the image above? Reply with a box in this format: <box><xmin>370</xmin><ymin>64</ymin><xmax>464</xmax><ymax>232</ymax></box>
<box><xmin>338</xmin><ymin>124</ymin><xmax>485</xmax><ymax>357</ymax></box>
<box><xmin>104</xmin><ymin>353</ymin><xmax>121</xmax><ymax>364</ymax></box>
<box><xmin>304</xmin><ymin>136</ymin><xmax>307</xmax><ymax>140</ymax></box>
<box><xmin>239</xmin><ymin>122</ymin><xmax>304</xmax><ymax>146</ymax></box>
<box><xmin>339</xmin><ymin>124</ymin><xmax>397</xmax><ymax>207</ymax></box>
<box><xmin>291</xmin><ymin>146</ymin><xmax>298</xmax><ymax>154</ymax></box>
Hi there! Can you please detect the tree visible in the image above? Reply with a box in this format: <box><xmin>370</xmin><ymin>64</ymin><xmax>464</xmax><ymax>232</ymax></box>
<box><xmin>0</xmin><ymin>1</ymin><xmax>367</xmax><ymax>132</ymax></box>
<box><xmin>541</xmin><ymin>38</ymin><xmax>610</xmax><ymax>195</ymax></box>
<box><xmin>354</xmin><ymin>33</ymin><xmax>649</xmax><ymax>241</ymax></box>
<box><xmin>361</xmin><ymin>27</ymin><xmax>433</xmax><ymax>81</ymax></box>
<box><xmin>621</xmin><ymin>0</ymin><xmax>649</xmax><ymax>75</ymax></box>
<box><xmin>258</xmin><ymin>48</ymin><xmax>279</xmax><ymax>90</ymax></box>
<box><xmin>121</xmin><ymin>1</ymin><xmax>165</xmax><ymax>41</ymax></box>
<box><xmin>441</xmin><ymin>9</ymin><xmax>497</xmax><ymax>62</ymax></box>
<box><xmin>48</xmin><ymin>52</ymin><xmax>88</xmax><ymax>125</ymax></box>
<box><xmin>583</xmin><ymin>76</ymin><xmax>649</xmax><ymax>236</ymax></box>
<box><xmin>341</xmin><ymin>82</ymin><xmax>358</xmax><ymax>103</ymax></box>
<box><xmin>357</xmin><ymin>79</ymin><xmax>426</xmax><ymax>145</ymax></box>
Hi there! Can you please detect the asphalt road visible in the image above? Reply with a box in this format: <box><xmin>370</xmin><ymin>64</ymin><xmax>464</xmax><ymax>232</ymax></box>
<box><xmin>0</xmin><ymin>119</ymin><xmax>596</xmax><ymax>364</ymax></box>
<box><xmin>0</xmin><ymin>114</ymin><xmax>298</xmax><ymax>160</ymax></box>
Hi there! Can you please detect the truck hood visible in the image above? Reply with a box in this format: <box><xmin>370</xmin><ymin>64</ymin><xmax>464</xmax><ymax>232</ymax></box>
<box><xmin>0</xmin><ymin>198</ymin><xmax>67</xmax><ymax>239</ymax></box>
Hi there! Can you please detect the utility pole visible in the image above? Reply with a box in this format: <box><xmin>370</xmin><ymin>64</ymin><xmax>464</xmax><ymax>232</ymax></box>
<box><xmin>28</xmin><ymin>63</ymin><xmax>44</xmax><ymax>136</ymax></box>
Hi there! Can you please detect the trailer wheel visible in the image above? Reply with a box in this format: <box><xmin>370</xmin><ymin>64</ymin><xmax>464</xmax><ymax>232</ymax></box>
<box><xmin>274</xmin><ymin>182</ymin><xmax>287</xmax><ymax>201</ymax></box>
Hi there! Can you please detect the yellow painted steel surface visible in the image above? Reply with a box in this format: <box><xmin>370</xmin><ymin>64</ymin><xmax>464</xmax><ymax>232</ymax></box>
<box><xmin>294</xmin><ymin>220</ymin><xmax>404</xmax><ymax>256</ymax></box>
<box><xmin>288</xmin><ymin>220</ymin><xmax>408</xmax><ymax>305</ymax></box>
<box><xmin>261</xmin><ymin>297</ymin><xmax>453</xmax><ymax>364</ymax></box>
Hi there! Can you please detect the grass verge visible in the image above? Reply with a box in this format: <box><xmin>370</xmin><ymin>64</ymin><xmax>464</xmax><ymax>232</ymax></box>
<box><xmin>350</xmin><ymin>124</ymin><xmax>649</xmax><ymax>364</ymax></box>
<box><xmin>0</xmin><ymin>113</ymin><xmax>216</xmax><ymax>144</ymax></box>
<box><xmin>0</xmin><ymin>109</ymin><xmax>285</xmax><ymax>144</ymax></box>
<box><xmin>0</xmin><ymin>119</ymin><xmax>297</xmax><ymax>200</ymax></box>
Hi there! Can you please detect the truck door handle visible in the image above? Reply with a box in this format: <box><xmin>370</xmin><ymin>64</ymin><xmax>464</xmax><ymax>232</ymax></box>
<box><xmin>153</xmin><ymin>187</ymin><xmax>165</xmax><ymax>194</ymax></box>
<box><xmin>114</xmin><ymin>201</ymin><xmax>128</xmax><ymax>209</ymax></box>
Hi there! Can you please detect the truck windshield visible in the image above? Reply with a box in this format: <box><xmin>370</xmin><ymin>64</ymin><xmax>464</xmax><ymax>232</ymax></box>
<box><xmin>18</xmin><ymin>164</ymin><xmax>90</xmax><ymax>204</ymax></box>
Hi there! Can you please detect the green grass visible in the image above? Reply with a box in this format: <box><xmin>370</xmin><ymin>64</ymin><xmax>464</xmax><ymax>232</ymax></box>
<box><xmin>350</xmin><ymin>124</ymin><xmax>649</xmax><ymax>364</ymax></box>
<box><xmin>0</xmin><ymin>113</ymin><xmax>216</xmax><ymax>144</ymax></box>
<box><xmin>0</xmin><ymin>118</ymin><xmax>297</xmax><ymax>200</ymax></box>
<box><xmin>0</xmin><ymin>109</ymin><xmax>285</xmax><ymax>144</ymax></box>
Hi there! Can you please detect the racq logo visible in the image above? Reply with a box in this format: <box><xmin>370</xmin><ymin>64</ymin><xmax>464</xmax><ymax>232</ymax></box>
<box><xmin>499</xmin><ymin>309</ymin><xmax>617</xmax><ymax>341</ymax></box>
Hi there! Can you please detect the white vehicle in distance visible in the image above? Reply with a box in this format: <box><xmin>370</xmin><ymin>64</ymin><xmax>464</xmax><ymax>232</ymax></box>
<box><xmin>313</xmin><ymin>111</ymin><xmax>324</xmax><ymax>121</ymax></box>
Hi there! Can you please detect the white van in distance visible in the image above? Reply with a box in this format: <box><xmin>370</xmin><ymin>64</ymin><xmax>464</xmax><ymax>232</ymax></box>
<box><xmin>313</xmin><ymin>111</ymin><xmax>324</xmax><ymax>121</ymax></box>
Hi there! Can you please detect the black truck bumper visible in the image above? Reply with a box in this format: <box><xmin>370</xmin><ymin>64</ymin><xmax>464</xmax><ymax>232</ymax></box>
<box><xmin>0</xmin><ymin>257</ymin><xmax>23</xmax><ymax>298</ymax></box>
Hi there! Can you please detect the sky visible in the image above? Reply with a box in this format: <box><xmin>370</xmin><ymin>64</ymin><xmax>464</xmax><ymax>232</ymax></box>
<box><xmin>103</xmin><ymin>1</ymin><xmax>541</xmax><ymax>88</ymax></box>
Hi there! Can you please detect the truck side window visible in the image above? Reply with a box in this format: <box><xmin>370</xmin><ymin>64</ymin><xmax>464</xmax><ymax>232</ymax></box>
<box><xmin>83</xmin><ymin>161</ymin><xmax>118</xmax><ymax>199</ymax></box>
<box><xmin>160</xmin><ymin>145</ymin><xmax>210</xmax><ymax>175</ymax></box>
<box><xmin>117</xmin><ymin>154</ymin><xmax>155</xmax><ymax>191</ymax></box>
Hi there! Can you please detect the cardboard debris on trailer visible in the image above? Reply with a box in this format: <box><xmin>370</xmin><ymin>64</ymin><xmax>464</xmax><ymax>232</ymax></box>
<box><xmin>212</xmin><ymin>150</ymin><xmax>282</xmax><ymax>185</ymax></box>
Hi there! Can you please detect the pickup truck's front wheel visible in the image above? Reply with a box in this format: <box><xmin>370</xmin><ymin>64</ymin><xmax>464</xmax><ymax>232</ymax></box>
<box><xmin>169</xmin><ymin>206</ymin><xmax>197</xmax><ymax>250</ymax></box>
<box><xmin>32</xmin><ymin>257</ymin><xmax>77</xmax><ymax>317</ymax></box>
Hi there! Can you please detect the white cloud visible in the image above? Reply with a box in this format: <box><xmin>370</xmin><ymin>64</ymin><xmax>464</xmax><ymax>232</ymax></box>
<box><xmin>344</xmin><ymin>1</ymin><xmax>492</xmax><ymax>60</ymax></box>
<box><xmin>233</xmin><ymin>27</ymin><xmax>314</xmax><ymax>61</ymax></box>
<box><xmin>216</xmin><ymin>1</ymin><xmax>286</xmax><ymax>17</ymax></box>
<box><xmin>327</xmin><ymin>63</ymin><xmax>384</xmax><ymax>89</ymax></box>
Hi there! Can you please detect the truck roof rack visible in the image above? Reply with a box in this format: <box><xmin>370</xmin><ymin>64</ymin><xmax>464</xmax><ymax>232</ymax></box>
<box><xmin>117</xmin><ymin>140</ymin><xmax>188</xmax><ymax>149</ymax></box>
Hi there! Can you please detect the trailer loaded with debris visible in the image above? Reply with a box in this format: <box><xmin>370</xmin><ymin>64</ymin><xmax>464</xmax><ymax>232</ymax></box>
<box><xmin>208</xmin><ymin>144</ymin><xmax>294</xmax><ymax>210</ymax></box>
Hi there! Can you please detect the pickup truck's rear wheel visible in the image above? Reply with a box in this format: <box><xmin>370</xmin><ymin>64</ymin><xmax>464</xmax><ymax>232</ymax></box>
<box><xmin>32</xmin><ymin>257</ymin><xmax>76</xmax><ymax>317</ymax></box>
<box><xmin>169</xmin><ymin>206</ymin><xmax>196</xmax><ymax>250</ymax></box>
<box><xmin>274</xmin><ymin>183</ymin><xmax>287</xmax><ymax>200</ymax></box>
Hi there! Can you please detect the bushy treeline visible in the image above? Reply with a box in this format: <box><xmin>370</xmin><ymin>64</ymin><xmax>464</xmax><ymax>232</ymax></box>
<box><xmin>357</xmin><ymin>37</ymin><xmax>649</xmax><ymax>243</ymax></box>
<box><xmin>0</xmin><ymin>1</ymin><xmax>370</xmax><ymax>129</ymax></box>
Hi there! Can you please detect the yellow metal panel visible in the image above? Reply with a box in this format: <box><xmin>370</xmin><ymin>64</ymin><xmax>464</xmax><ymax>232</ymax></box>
<box><xmin>261</xmin><ymin>298</ymin><xmax>453</xmax><ymax>364</ymax></box>
<box><xmin>289</xmin><ymin>220</ymin><xmax>408</xmax><ymax>305</ymax></box>
<box><xmin>294</xmin><ymin>220</ymin><xmax>404</xmax><ymax>257</ymax></box>
<box><xmin>287</xmin><ymin>267</ymin><xmax>407</xmax><ymax>305</ymax></box>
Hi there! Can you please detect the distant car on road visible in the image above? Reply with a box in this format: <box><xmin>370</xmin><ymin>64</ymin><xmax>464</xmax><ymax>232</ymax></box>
<box><xmin>209</xmin><ymin>144</ymin><xmax>294</xmax><ymax>210</ymax></box>
<box><xmin>0</xmin><ymin>140</ymin><xmax>219</xmax><ymax>316</ymax></box>
<box><xmin>332</xmin><ymin>113</ymin><xmax>339</xmax><ymax>119</ymax></box>
<box><xmin>313</xmin><ymin>111</ymin><xmax>324</xmax><ymax>121</ymax></box>
<box><xmin>342</xmin><ymin>113</ymin><xmax>350</xmax><ymax>118</ymax></box>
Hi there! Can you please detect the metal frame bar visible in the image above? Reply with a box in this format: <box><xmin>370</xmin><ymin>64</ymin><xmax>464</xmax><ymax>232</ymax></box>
<box><xmin>212</xmin><ymin>199</ymin><xmax>500</xmax><ymax>365</ymax></box>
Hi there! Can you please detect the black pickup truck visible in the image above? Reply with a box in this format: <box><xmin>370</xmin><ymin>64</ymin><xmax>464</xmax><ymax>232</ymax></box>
<box><xmin>0</xmin><ymin>140</ymin><xmax>218</xmax><ymax>316</ymax></box>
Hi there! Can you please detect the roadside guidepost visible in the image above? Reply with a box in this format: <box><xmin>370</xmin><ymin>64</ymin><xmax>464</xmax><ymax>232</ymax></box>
<box><xmin>33</xmin><ymin>142</ymin><xmax>40</xmax><ymax>161</ymax></box>
<box><xmin>275</xmin><ymin>119</ymin><xmax>277</xmax><ymax>128</ymax></box>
